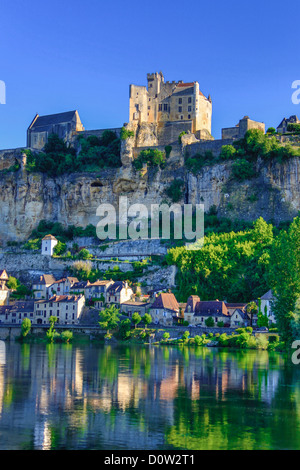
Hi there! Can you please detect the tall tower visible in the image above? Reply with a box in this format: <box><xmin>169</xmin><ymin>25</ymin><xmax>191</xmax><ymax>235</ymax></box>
<box><xmin>147</xmin><ymin>72</ymin><xmax>164</xmax><ymax>97</ymax></box>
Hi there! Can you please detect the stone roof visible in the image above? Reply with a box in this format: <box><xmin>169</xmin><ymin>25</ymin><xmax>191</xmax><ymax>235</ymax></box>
<box><xmin>194</xmin><ymin>300</ymin><xmax>229</xmax><ymax>317</ymax></box>
<box><xmin>261</xmin><ymin>289</ymin><xmax>274</xmax><ymax>300</ymax></box>
<box><xmin>42</xmin><ymin>234</ymin><xmax>58</xmax><ymax>241</ymax></box>
<box><xmin>33</xmin><ymin>274</ymin><xmax>56</xmax><ymax>286</ymax></box>
<box><xmin>151</xmin><ymin>293</ymin><xmax>179</xmax><ymax>313</ymax></box>
<box><xmin>29</xmin><ymin>110</ymin><xmax>78</xmax><ymax>130</ymax></box>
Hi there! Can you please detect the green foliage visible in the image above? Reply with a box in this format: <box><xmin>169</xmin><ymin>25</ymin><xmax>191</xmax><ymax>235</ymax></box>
<box><xmin>167</xmin><ymin>217</ymin><xmax>273</xmax><ymax>303</ymax></box>
<box><xmin>205</xmin><ymin>317</ymin><xmax>215</xmax><ymax>327</ymax></box>
<box><xmin>219</xmin><ymin>145</ymin><xmax>237</xmax><ymax>160</ymax></box>
<box><xmin>71</xmin><ymin>260</ymin><xmax>92</xmax><ymax>280</ymax></box>
<box><xmin>46</xmin><ymin>317</ymin><xmax>58</xmax><ymax>343</ymax></box>
<box><xmin>287</xmin><ymin>123</ymin><xmax>300</xmax><ymax>134</ymax></box>
<box><xmin>266</xmin><ymin>127</ymin><xmax>276</xmax><ymax>135</ymax></box>
<box><xmin>133</xmin><ymin>148</ymin><xmax>166</xmax><ymax>170</ymax></box>
<box><xmin>178</xmin><ymin>131</ymin><xmax>187</xmax><ymax>144</ymax></box>
<box><xmin>23</xmin><ymin>238</ymin><xmax>41</xmax><ymax>250</ymax></box>
<box><xmin>217</xmin><ymin>321</ymin><xmax>224</xmax><ymax>327</ymax></box>
<box><xmin>120</xmin><ymin>127</ymin><xmax>134</xmax><ymax>140</ymax></box>
<box><xmin>21</xmin><ymin>318</ymin><xmax>31</xmax><ymax>338</ymax></box>
<box><xmin>119</xmin><ymin>319</ymin><xmax>132</xmax><ymax>339</ymax></box>
<box><xmin>165</xmin><ymin>179</ymin><xmax>184</xmax><ymax>202</ymax></box>
<box><xmin>185</xmin><ymin>151</ymin><xmax>214</xmax><ymax>174</ymax></box>
<box><xmin>182</xmin><ymin>331</ymin><xmax>190</xmax><ymax>341</ymax></box>
<box><xmin>231</xmin><ymin>159</ymin><xmax>256</xmax><ymax>181</ymax></box>
<box><xmin>142</xmin><ymin>313</ymin><xmax>152</xmax><ymax>328</ymax></box>
<box><xmin>76</xmin><ymin>248</ymin><xmax>93</xmax><ymax>260</ymax></box>
<box><xmin>163</xmin><ymin>332</ymin><xmax>170</xmax><ymax>340</ymax></box>
<box><xmin>26</xmin><ymin>132</ymin><xmax>121</xmax><ymax>176</ymax></box>
<box><xmin>183</xmin><ymin>321</ymin><xmax>189</xmax><ymax>326</ymax></box>
<box><xmin>60</xmin><ymin>330</ymin><xmax>73</xmax><ymax>343</ymax></box>
<box><xmin>53</xmin><ymin>240</ymin><xmax>67</xmax><ymax>256</ymax></box>
<box><xmin>98</xmin><ymin>305</ymin><xmax>121</xmax><ymax>334</ymax></box>
<box><xmin>268</xmin><ymin>216</ymin><xmax>300</xmax><ymax>344</ymax></box>
<box><xmin>7</xmin><ymin>276</ymin><xmax>18</xmax><ymax>290</ymax></box>
<box><xmin>132</xmin><ymin>312</ymin><xmax>142</xmax><ymax>328</ymax></box>
<box><xmin>8</xmin><ymin>276</ymin><xmax>32</xmax><ymax>299</ymax></box>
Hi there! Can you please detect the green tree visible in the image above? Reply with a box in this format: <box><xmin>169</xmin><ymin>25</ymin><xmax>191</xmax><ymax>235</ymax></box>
<box><xmin>98</xmin><ymin>305</ymin><xmax>121</xmax><ymax>335</ymax></box>
<box><xmin>163</xmin><ymin>332</ymin><xmax>170</xmax><ymax>340</ymax></box>
<box><xmin>119</xmin><ymin>319</ymin><xmax>132</xmax><ymax>339</ymax></box>
<box><xmin>53</xmin><ymin>241</ymin><xmax>67</xmax><ymax>256</ymax></box>
<box><xmin>21</xmin><ymin>318</ymin><xmax>31</xmax><ymax>338</ymax></box>
<box><xmin>61</xmin><ymin>330</ymin><xmax>73</xmax><ymax>343</ymax></box>
<box><xmin>268</xmin><ymin>217</ymin><xmax>300</xmax><ymax>344</ymax></box>
<box><xmin>132</xmin><ymin>312</ymin><xmax>142</xmax><ymax>329</ymax></box>
<box><xmin>142</xmin><ymin>313</ymin><xmax>152</xmax><ymax>329</ymax></box>
<box><xmin>247</xmin><ymin>301</ymin><xmax>258</xmax><ymax>327</ymax></box>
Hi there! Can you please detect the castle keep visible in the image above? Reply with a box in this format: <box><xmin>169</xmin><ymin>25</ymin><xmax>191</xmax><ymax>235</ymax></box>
<box><xmin>129</xmin><ymin>72</ymin><xmax>212</xmax><ymax>145</ymax></box>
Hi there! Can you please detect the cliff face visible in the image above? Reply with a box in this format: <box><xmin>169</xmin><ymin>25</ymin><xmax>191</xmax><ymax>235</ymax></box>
<box><xmin>0</xmin><ymin>148</ymin><xmax>300</xmax><ymax>242</ymax></box>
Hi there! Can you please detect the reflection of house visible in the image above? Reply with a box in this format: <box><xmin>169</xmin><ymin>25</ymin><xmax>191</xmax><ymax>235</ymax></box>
<box><xmin>32</xmin><ymin>274</ymin><xmax>56</xmax><ymax>299</ymax></box>
<box><xmin>260</xmin><ymin>290</ymin><xmax>276</xmax><ymax>324</ymax></box>
<box><xmin>34</xmin><ymin>294</ymin><xmax>85</xmax><ymax>324</ymax></box>
<box><xmin>184</xmin><ymin>295</ymin><xmax>230</xmax><ymax>326</ymax></box>
<box><xmin>0</xmin><ymin>270</ymin><xmax>10</xmax><ymax>306</ymax></box>
<box><xmin>0</xmin><ymin>301</ymin><xmax>34</xmax><ymax>324</ymax></box>
<box><xmin>41</xmin><ymin>235</ymin><xmax>58</xmax><ymax>256</ymax></box>
<box><xmin>149</xmin><ymin>293</ymin><xmax>179</xmax><ymax>326</ymax></box>
<box><xmin>106</xmin><ymin>282</ymin><xmax>134</xmax><ymax>306</ymax></box>
<box><xmin>121</xmin><ymin>301</ymin><xmax>150</xmax><ymax>317</ymax></box>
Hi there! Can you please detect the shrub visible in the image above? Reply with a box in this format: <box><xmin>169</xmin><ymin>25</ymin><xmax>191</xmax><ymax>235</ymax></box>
<box><xmin>205</xmin><ymin>317</ymin><xmax>215</xmax><ymax>327</ymax></box>
<box><xmin>231</xmin><ymin>159</ymin><xmax>256</xmax><ymax>181</ymax></box>
<box><xmin>61</xmin><ymin>330</ymin><xmax>73</xmax><ymax>343</ymax></box>
<box><xmin>120</xmin><ymin>127</ymin><xmax>134</xmax><ymax>140</ymax></box>
<box><xmin>182</xmin><ymin>331</ymin><xmax>190</xmax><ymax>341</ymax></box>
<box><xmin>163</xmin><ymin>332</ymin><xmax>170</xmax><ymax>340</ymax></box>
<box><xmin>183</xmin><ymin>321</ymin><xmax>189</xmax><ymax>326</ymax></box>
<box><xmin>268</xmin><ymin>334</ymin><xmax>279</xmax><ymax>343</ymax></box>
<box><xmin>256</xmin><ymin>335</ymin><xmax>269</xmax><ymax>349</ymax></box>
<box><xmin>53</xmin><ymin>241</ymin><xmax>67</xmax><ymax>256</ymax></box>
<box><xmin>219</xmin><ymin>145</ymin><xmax>237</xmax><ymax>160</ymax></box>
<box><xmin>165</xmin><ymin>145</ymin><xmax>172</xmax><ymax>158</ymax></box>
<box><xmin>194</xmin><ymin>335</ymin><xmax>202</xmax><ymax>346</ymax></box>
<box><xmin>165</xmin><ymin>179</ymin><xmax>184</xmax><ymax>202</ymax></box>
<box><xmin>133</xmin><ymin>148</ymin><xmax>166</xmax><ymax>170</ymax></box>
<box><xmin>21</xmin><ymin>318</ymin><xmax>31</xmax><ymax>338</ymax></box>
<box><xmin>217</xmin><ymin>321</ymin><xmax>224</xmax><ymax>327</ymax></box>
<box><xmin>245</xmin><ymin>327</ymin><xmax>253</xmax><ymax>333</ymax></box>
<box><xmin>178</xmin><ymin>131</ymin><xmax>187</xmax><ymax>144</ymax></box>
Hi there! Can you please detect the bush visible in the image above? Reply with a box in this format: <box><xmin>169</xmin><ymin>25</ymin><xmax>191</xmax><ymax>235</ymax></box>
<box><xmin>231</xmin><ymin>159</ymin><xmax>256</xmax><ymax>181</ymax></box>
<box><xmin>217</xmin><ymin>321</ymin><xmax>224</xmax><ymax>327</ymax></box>
<box><xmin>205</xmin><ymin>317</ymin><xmax>215</xmax><ymax>327</ymax></box>
<box><xmin>61</xmin><ymin>330</ymin><xmax>73</xmax><ymax>343</ymax></box>
<box><xmin>268</xmin><ymin>334</ymin><xmax>279</xmax><ymax>343</ymax></box>
<box><xmin>120</xmin><ymin>127</ymin><xmax>134</xmax><ymax>140</ymax></box>
<box><xmin>165</xmin><ymin>179</ymin><xmax>184</xmax><ymax>202</ymax></box>
<box><xmin>133</xmin><ymin>148</ymin><xmax>166</xmax><ymax>170</ymax></box>
<box><xmin>219</xmin><ymin>145</ymin><xmax>237</xmax><ymax>160</ymax></box>
<box><xmin>182</xmin><ymin>331</ymin><xmax>190</xmax><ymax>341</ymax></box>
<box><xmin>21</xmin><ymin>318</ymin><xmax>31</xmax><ymax>338</ymax></box>
<box><xmin>194</xmin><ymin>335</ymin><xmax>202</xmax><ymax>346</ymax></box>
<box><xmin>163</xmin><ymin>332</ymin><xmax>170</xmax><ymax>340</ymax></box>
<box><xmin>178</xmin><ymin>131</ymin><xmax>187</xmax><ymax>144</ymax></box>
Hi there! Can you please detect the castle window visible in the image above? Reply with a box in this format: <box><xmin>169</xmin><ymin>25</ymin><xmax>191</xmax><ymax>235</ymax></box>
<box><xmin>148</xmin><ymin>106</ymin><xmax>150</xmax><ymax>110</ymax></box>
<box><xmin>149</xmin><ymin>84</ymin><xmax>152</xmax><ymax>88</ymax></box>
<box><xmin>188</xmin><ymin>115</ymin><xmax>191</xmax><ymax>119</ymax></box>
<box><xmin>181</xmin><ymin>116</ymin><xmax>183</xmax><ymax>120</ymax></box>
<box><xmin>178</xmin><ymin>106</ymin><xmax>182</xmax><ymax>113</ymax></box>
<box><xmin>149</xmin><ymin>98</ymin><xmax>151</xmax><ymax>101</ymax></box>
<box><xmin>178</xmin><ymin>98</ymin><xmax>182</xmax><ymax>104</ymax></box>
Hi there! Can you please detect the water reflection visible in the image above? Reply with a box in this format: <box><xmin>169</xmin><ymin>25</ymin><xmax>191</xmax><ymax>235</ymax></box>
<box><xmin>0</xmin><ymin>343</ymin><xmax>299</xmax><ymax>450</ymax></box>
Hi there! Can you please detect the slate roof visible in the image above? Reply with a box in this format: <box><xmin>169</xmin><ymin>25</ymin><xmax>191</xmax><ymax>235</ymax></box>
<box><xmin>29</xmin><ymin>111</ymin><xmax>77</xmax><ymax>130</ymax></box>
<box><xmin>194</xmin><ymin>301</ymin><xmax>229</xmax><ymax>317</ymax></box>
<box><xmin>185</xmin><ymin>295</ymin><xmax>201</xmax><ymax>313</ymax></box>
<box><xmin>33</xmin><ymin>274</ymin><xmax>56</xmax><ymax>286</ymax></box>
<box><xmin>151</xmin><ymin>293</ymin><xmax>179</xmax><ymax>313</ymax></box>
<box><xmin>36</xmin><ymin>295</ymin><xmax>82</xmax><ymax>304</ymax></box>
<box><xmin>0</xmin><ymin>270</ymin><xmax>8</xmax><ymax>280</ymax></box>
<box><xmin>107</xmin><ymin>281</ymin><xmax>129</xmax><ymax>294</ymax></box>
<box><xmin>261</xmin><ymin>289</ymin><xmax>274</xmax><ymax>300</ymax></box>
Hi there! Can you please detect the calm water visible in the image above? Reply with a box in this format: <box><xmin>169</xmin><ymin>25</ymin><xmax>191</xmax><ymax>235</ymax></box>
<box><xmin>0</xmin><ymin>341</ymin><xmax>299</xmax><ymax>450</ymax></box>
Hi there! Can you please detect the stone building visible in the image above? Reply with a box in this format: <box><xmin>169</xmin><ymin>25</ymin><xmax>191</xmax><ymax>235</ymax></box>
<box><xmin>34</xmin><ymin>294</ymin><xmax>85</xmax><ymax>325</ymax></box>
<box><xmin>120</xmin><ymin>300</ymin><xmax>151</xmax><ymax>317</ymax></box>
<box><xmin>27</xmin><ymin>110</ymin><xmax>84</xmax><ymax>150</ymax></box>
<box><xmin>222</xmin><ymin>116</ymin><xmax>265</xmax><ymax>140</ymax></box>
<box><xmin>41</xmin><ymin>234</ymin><xmax>58</xmax><ymax>256</ymax></box>
<box><xmin>149</xmin><ymin>292</ymin><xmax>180</xmax><ymax>326</ymax></box>
<box><xmin>0</xmin><ymin>270</ymin><xmax>9</xmax><ymax>306</ymax></box>
<box><xmin>32</xmin><ymin>274</ymin><xmax>56</xmax><ymax>299</ymax></box>
<box><xmin>184</xmin><ymin>295</ymin><xmax>230</xmax><ymax>326</ymax></box>
<box><xmin>129</xmin><ymin>72</ymin><xmax>212</xmax><ymax>144</ymax></box>
<box><xmin>277</xmin><ymin>115</ymin><xmax>300</xmax><ymax>134</ymax></box>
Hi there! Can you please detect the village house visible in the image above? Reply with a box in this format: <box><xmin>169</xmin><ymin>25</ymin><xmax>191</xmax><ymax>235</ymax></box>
<box><xmin>48</xmin><ymin>277</ymin><xmax>79</xmax><ymax>297</ymax></box>
<box><xmin>70</xmin><ymin>280</ymin><xmax>91</xmax><ymax>295</ymax></box>
<box><xmin>0</xmin><ymin>301</ymin><xmax>35</xmax><ymax>324</ymax></box>
<box><xmin>105</xmin><ymin>281</ymin><xmax>134</xmax><ymax>307</ymax></box>
<box><xmin>120</xmin><ymin>300</ymin><xmax>151</xmax><ymax>318</ymax></box>
<box><xmin>184</xmin><ymin>295</ymin><xmax>230</xmax><ymax>326</ymax></box>
<box><xmin>149</xmin><ymin>293</ymin><xmax>180</xmax><ymax>326</ymax></box>
<box><xmin>277</xmin><ymin>115</ymin><xmax>300</xmax><ymax>134</ymax></box>
<box><xmin>34</xmin><ymin>294</ymin><xmax>85</xmax><ymax>325</ymax></box>
<box><xmin>32</xmin><ymin>274</ymin><xmax>56</xmax><ymax>299</ymax></box>
<box><xmin>41</xmin><ymin>234</ymin><xmax>58</xmax><ymax>256</ymax></box>
<box><xmin>85</xmin><ymin>280</ymin><xmax>114</xmax><ymax>304</ymax></box>
<box><xmin>260</xmin><ymin>290</ymin><xmax>276</xmax><ymax>325</ymax></box>
<box><xmin>0</xmin><ymin>270</ymin><xmax>10</xmax><ymax>306</ymax></box>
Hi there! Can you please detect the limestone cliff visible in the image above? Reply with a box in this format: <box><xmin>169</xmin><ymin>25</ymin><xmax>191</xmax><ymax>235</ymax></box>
<box><xmin>0</xmin><ymin>145</ymin><xmax>300</xmax><ymax>242</ymax></box>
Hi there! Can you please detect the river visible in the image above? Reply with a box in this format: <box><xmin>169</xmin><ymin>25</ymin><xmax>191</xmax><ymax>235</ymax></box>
<box><xmin>0</xmin><ymin>341</ymin><xmax>299</xmax><ymax>450</ymax></box>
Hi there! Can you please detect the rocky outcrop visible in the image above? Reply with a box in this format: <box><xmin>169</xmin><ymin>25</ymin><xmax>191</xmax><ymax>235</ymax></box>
<box><xmin>0</xmin><ymin>144</ymin><xmax>300</xmax><ymax>243</ymax></box>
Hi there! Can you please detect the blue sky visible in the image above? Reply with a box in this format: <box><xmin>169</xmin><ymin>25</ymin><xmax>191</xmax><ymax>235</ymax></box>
<box><xmin>0</xmin><ymin>0</ymin><xmax>299</xmax><ymax>149</ymax></box>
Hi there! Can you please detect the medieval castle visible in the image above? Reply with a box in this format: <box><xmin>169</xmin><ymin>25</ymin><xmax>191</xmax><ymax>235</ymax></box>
<box><xmin>23</xmin><ymin>72</ymin><xmax>266</xmax><ymax>155</ymax></box>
